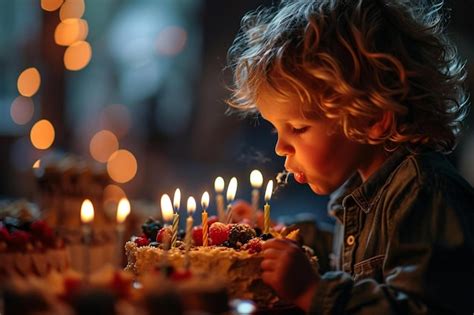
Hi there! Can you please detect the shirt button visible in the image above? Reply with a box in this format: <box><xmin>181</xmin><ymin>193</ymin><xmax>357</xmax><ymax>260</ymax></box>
<box><xmin>346</xmin><ymin>235</ymin><xmax>355</xmax><ymax>246</ymax></box>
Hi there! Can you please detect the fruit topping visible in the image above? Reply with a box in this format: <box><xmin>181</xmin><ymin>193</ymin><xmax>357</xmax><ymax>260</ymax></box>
<box><xmin>227</xmin><ymin>224</ymin><xmax>256</xmax><ymax>248</ymax></box>
<box><xmin>209</xmin><ymin>222</ymin><xmax>230</xmax><ymax>245</ymax></box>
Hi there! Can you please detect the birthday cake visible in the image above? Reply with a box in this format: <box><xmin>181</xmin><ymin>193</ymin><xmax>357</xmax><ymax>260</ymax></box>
<box><xmin>125</xmin><ymin>218</ymin><xmax>317</xmax><ymax>306</ymax></box>
<box><xmin>0</xmin><ymin>200</ymin><xmax>70</xmax><ymax>278</ymax></box>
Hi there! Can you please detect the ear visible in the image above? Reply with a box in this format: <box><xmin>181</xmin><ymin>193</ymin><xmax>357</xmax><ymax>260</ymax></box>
<box><xmin>368</xmin><ymin>111</ymin><xmax>393</xmax><ymax>139</ymax></box>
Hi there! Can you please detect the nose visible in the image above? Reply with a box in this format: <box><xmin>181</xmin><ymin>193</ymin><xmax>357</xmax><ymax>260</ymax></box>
<box><xmin>275</xmin><ymin>136</ymin><xmax>294</xmax><ymax>157</ymax></box>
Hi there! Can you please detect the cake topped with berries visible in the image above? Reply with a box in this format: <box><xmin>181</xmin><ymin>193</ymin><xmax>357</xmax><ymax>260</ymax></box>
<box><xmin>0</xmin><ymin>200</ymin><xmax>69</xmax><ymax>278</ymax></box>
<box><xmin>125</xmin><ymin>217</ymin><xmax>317</xmax><ymax>307</ymax></box>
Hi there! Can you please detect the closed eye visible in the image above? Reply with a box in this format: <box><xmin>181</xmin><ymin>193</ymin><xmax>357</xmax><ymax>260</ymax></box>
<box><xmin>291</xmin><ymin>126</ymin><xmax>309</xmax><ymax>134</ymax></box>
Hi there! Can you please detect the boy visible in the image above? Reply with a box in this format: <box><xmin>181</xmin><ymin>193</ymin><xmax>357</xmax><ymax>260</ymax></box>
<box><xmin>227</xmin><ymin>0</ymin><xmax>474</xmax><ymax>313</ymax></box>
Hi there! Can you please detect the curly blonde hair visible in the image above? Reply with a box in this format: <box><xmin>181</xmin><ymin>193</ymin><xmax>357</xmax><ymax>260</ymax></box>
<box><xmin>226</xmin><ymin>0</ymin><xmax>469</xmax><ymax>152</ymax></box>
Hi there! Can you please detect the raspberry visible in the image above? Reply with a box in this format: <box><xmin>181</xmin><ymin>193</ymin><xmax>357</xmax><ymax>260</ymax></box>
<box><xmin>156</xmin><ymin>226</ymin><xmax>172</xmax><ymax>244</ymax></box>
<box><xmin>228</xmin><ymin>224</ymin><xmax>256</xmax><ymax>247</ymax></box>
<box><xmin>209</xmin><ymin>222</ymin><xmax>230</xmax><ymax>245</ymax></box>
<box><xmin>192</xmin><ymin>226</ymin><xmax>203</xmax><ymax>246</ymax></box>
<box><xmin>9</xmin><ymin>230</ymin><xmax>31</xmax><ymax>250</ymax></box>
<box><xmin>208</xmin><ymin>216</ymin><xmax>218</xmax><ymax>226</ymax></box>
<box><xmin>134</xmin><ymin>236</ymin><xmax>150</xmax><ymax>247</ymax></box>
<box><xmin>242</xmin><ymin>238</ymin><xmax>263</xmax><ymax>253</ymax></box>
<box><xmin>31</xmin><ymin>220</ymin><xmax>54</xmax><ymax>247</ymax></box>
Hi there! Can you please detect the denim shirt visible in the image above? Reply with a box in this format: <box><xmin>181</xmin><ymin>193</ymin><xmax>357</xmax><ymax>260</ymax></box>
<box><xmin>309</xmin><ymin>148</ymin><xmax>474</xmax><ymax>315</ymax></box>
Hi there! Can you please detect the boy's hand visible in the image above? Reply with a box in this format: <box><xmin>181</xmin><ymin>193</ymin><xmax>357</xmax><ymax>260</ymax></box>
<box><xmin>261</xmin><ymin>238</ymin><xmax>319</xmax><ymax>311</ymax></box>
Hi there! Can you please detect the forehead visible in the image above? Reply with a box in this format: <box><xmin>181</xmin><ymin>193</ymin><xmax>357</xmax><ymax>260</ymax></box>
<box><xmin>256</xmin><ymin>83</ymin><xmax>317</xmax><ymax>122</ymax></box>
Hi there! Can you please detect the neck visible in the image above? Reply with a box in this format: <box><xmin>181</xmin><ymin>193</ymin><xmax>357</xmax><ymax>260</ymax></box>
<box><xmin>358</xmin><ymin>146</ymin><xmax>388</xmax><ymax>182</ymax></box>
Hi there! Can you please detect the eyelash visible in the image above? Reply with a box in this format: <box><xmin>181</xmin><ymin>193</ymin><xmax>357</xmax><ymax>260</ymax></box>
<box><xmin>291</xmin><ymin>126</ymin><xmax>308</xmax><ymax>134</ymax></box>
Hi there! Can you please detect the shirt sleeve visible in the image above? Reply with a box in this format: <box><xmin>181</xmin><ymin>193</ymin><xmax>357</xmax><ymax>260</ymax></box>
<box><xmin>309</xmin><ymin>175</ymin><xmax>474</xmax><ymax>315</ymax></box>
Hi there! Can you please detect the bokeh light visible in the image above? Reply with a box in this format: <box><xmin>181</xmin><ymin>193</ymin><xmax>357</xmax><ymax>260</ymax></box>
<box><xmin>10</xmin><ymin>96</ymin><xmax>34</xmax><ymax>125</ymax></box>
<box><xmin>59</xmin><ymin>0</ymin><xmax>85</xmax><ymax>21</ymax></box>
<box><xmin>55</xmin><ymin>18</ymin><xmax>88</xmax><ymax>46</ymax></box>
<box><xmin>17</xmin><ymin>67</ymin><xmax>41</xmax><ymax>97</ymax></box>
<box><xmin>64</xmin><ymin>41</ymin><xmax>92</xmax><ymax>71</ymax></box>
<box><xmin>89</xmin><ymin>130</ymin><xmax>119</xmax><ymax>163</ymax></box>
<box><xmin>100</xmin><ymin>104</ymin><xmax>131</xmax><ymax>138</ymax></box>
<box><xmin>156</xmin><ymin>26</ymin><xmax>187</xmax><ymax>56</ymax></box>
<box><xmin>104</xmin><ymin>184</ymin><xmax>126</xmax><ymax>205</ymax></box>
<box><xmin>30</xmin><ymin>119</ymin><xmax>55</xmax><ymax>150</ymax></box>
<box><xmin>107</xmin><ymin>149</ymin><xmax>137</xmax><ymax>183</ymax></box>
<box><xmin>41</xmin><ymin>0</ymin><xmax>63</xmax><ymax>12</ymax></box>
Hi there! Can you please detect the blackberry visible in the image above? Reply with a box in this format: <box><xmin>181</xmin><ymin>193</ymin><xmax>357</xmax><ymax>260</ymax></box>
<box><xmin>141</xmin><ymin>218</ymin><xmax>163</xmax><ymax>241</ymax></box>
<box><xmin>227</xmin><ymin>224</ymin><xmax>256</xmax><ymax>247</ymax></box>
<box><xmin>254</xmin><ymin>227</ymin><xmax>262</xmax><ymax>237</ymax></box>
<box><xmin>260</xmin><ymin>233</ymin><xmax>273</xmax><ymax>241</ymax></box>
<box><xmin>221</xmin><ymin>241</ymin><xmax>233</xmax><ymax>248</ymax></box>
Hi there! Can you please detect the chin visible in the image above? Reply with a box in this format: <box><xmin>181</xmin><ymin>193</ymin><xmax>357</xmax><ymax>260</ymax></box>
<box><xmin>308</xmin><ymin>183</ymin><xmax>334</xmax><ymax>196</ymax></box>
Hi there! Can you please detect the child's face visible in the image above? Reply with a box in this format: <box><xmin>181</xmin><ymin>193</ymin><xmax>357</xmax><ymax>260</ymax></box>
<box><xmin>257</xmin><ymin>89</ymin><xmax>378</xmax><ymax>195</ymax></box>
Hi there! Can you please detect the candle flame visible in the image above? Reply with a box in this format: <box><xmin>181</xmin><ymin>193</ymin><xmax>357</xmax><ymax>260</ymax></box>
<box><xmin>161</xmin><ymin>194</ymin><xmax>174</xmax><ymax>222</ymax></box>
<box><xmin>173</xmin><ymin>188</ymin><xmax>181</xmax><ymax>211</ymax></box>
<box><xmin>214</xmin><ymin>177</ymin><xmax>224</xmax><ymax>193</ymax></box>
<box><xmin>250</xmin><ymin>169</ymin><xmax>263</xmax><ymax>188</ymax></box>
<box><xmin>187</xmin><ymin>196</ymin><xmax>196</xmax><ymax>215</ymax></box>
<box><xmin>226</xmin><ymin>177</ymin><xmax>238</xmax><ymax>202</ymax></box>
<box><xmin>264</xmin><ymin>180</ymin><xmax>273</xmax><ymax>202</ymax></box>
<box><xmin>201</xmin><ymin>191</ymin><xmax>209</xmax><ymax>210</ymax></box>
<box><xmin>32</xmin><ymin>159</ymin><xmax>41</xmax><ymax>169</ymax></box>
<box><xmin>80</xmin><ymin>199</ymin><xmax>94</xmax><ymax>223</ymax></box>
<box><xmin>116</xmin><ymin>197</ymin><xmax>130</xmax><ymax>223</ymax></box>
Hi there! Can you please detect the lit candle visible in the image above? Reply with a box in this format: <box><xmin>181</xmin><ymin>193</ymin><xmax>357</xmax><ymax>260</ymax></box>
<box><xmin>116</xmin><ymin>197</ymin><xmax>130</xmax><ymax>269</ymax></box>
<box><xmin>225</xmin><ymin>177</ymin><xmax>238</xmax><ymax>223</ymax></box>
<box><xmin>250</xmin><ymin>170</ymin><xmax>263</xmax><ymax>226</ymax></box>
<box><xmin>185</xmin><ymin>196</ymin><xmax>196</xmax><ymax>269</ymax></box>
<box><xmin>80</xmin><ymin>199</ymin><xmax>94</xmax><ymax>282</ymax></box>
<box><xmin>201</xmin><ymin>192</ymin><xmax>210</xmax><ymax>246</ymax></box>
<box><xmin>214</xmin><ymin>177</ymin><xmax>225</xmax><ymax>222</ymax></box>
<box><xmin>171</xmin><ymin>188</ymin><xmax>181</xmax><ymax>248</ymax></box>
<box><xmin>160</xmin><ymin>194</ymin><xmax>174</xmax><ymax>275</ymax></box>
<box><xmin>263</xmin><ymin>180</ymin><xmax>273</xmax><ymax>234</ymax></box>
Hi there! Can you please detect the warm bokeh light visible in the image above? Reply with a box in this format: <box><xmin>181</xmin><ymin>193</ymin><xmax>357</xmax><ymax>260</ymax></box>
<box><xmin>17</xmin><ymin>68</ymin><xmax>41</xmax><ymax>97</ymax></box>
<box><xmin>32</xmin><ymin>159</ymin><xmax>41</xmax><ymax>169</ymax></box>
<box><xmin>89</xmin><ymin>130</ymin><xmax>119</xmax><ymax>163</ymax></box>
<box><xmin>160</xmin><ymin>194</ymin><xmax>174</xmax><ymax>222</ymax></box>
<box><xmin>100</xmin><ymin>104</ymin><xmax>131</xmax><ymax>138</ymax></box>
<box><xmin>116</xmin><ymin>198</ymin><xmax>131</xmax><ymax>224</ymax></box>
<box><xmin>250</xmin><ymin>170</ymin><xmax>263</xmax><ymax>189</ymax></box>
<box><xmin>107</xmin><ymin>149</ymin><xmax>137</xmax><ymax>183</ymax></box>
<box><xmin>226</xmin><ymin>177</ymin><xmax>238</xmax><ymax>202</ymax></box>
<box><xmin>41</xmin><ymin>0</ymin><xmax>64</xmax><ymax>12</ymax></box>
<box><xmin>64</xmin><ymin>41</ymin><xmax>92</xmax><ymax>71</ymax></box>
<box><xmin>214</xmin><ymin>177</ymin><xmax>225</xmax><ymax>193</ymax></box>
<box><xmin>10</xmin><ymin>96</ymin><xmax>34</xmax><ymax>125</ymax></box>
<box><xmin>80</xmin><ymin>199</ymin><xmax>94</xmax><ymax>223</ymax></box>
<box><xmin>156</xmin><ymin>26</ymin><xmax>187</xmax><ymax>56</ymax></box>
<box><xmin>59</xmin><ymin>0</ymin><xmax>85</xmax><ymax>20</ymax></box>
<box><xmin>30</xmin><ymin>119</ymin><xmax>55</xmax><ymax>150</ymax></box>
<box><xmin>55</xmin><ymin>18</ymin><xmax>88</xmax><ymax>46</ymax></box>
<box><xmin>104</xmin><ymin>184</ymin><xmax>126</xmax><ymax>204</ymax></box>
<box><xmin>264</xmin><ymin>180</ymin><xmax>274</xmax><ymax>202</ymax></box>
<box><xmin>201</xmin><ymin>192</ymin><xmax>209</xmax><ymax>210</ymax></box>
<box><xmin>187</xmin><ymin>197</ymin><xmax>196</xmax><ymax>216</ymax></box>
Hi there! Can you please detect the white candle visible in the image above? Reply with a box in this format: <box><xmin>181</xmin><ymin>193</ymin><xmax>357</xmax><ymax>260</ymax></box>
<box><xmin>116</xmin><ymin>197</ymin><xmax>130</xmax><ymax>268</ymax></box>
<box><xmin>80</xmin><ymin>199</ymin><xmax>94</xmax><ymax>282</ymax></box>
<box><xmin>185</xmin><ymin>196</ymin><xmax>196</xmax><ymax>269</ymax></box>
<box><xmin>214</xmin><ymin>177</ymin><xmax>225</xmax><ymax>222</ymax></box>
<box><xmin>250</xmin><ymin>170</ymin><xmax>263</xmax><ymax>226</ymax></box>
<box><xmin>225</xmin><ymin>177</ymin><xmax>238</xmax><ymax>223</ymax></box>
<box><xmin>263</xmin><ymin>180</ymin><xmax>273</xmax><ymax>234</ymax></box>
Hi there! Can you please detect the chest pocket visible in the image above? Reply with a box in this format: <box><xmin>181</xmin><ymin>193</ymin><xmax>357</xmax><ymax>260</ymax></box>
<box><xmin>353</xmin><ymin>254</ymin><xmax>385</xmax><ymax>282</ymax></box>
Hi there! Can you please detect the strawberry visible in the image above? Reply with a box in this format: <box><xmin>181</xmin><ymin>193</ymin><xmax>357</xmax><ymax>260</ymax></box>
<box><xmin>134</xmin><ymin>236</ymin><xmax>150</xmax><ymax>247</ymax></box>
<box><xmin>192</xmin><ymin>226</ymin><xmax>203</xmax><ymax>246</ymax></box>
<box><xmin>0</xmin><ymin>227</ymin><xmax>10</xmax><ymax>242</ymax></box>
<box><xmin>208</xmin><ymin>216</ymin><xmax>218</xmax><ymax>226</ymax></box>
<box><xmin>209</xmin><ymin>222</ymin><xmax>230</xmax><ymax>245</ymax></box>
<box><xmin>156</xmin><ymin>226</ymin><xmax>172</xmax><ymax>244</ymax></box>
<box><xmin>9</xmin><ymin>230</ymin><xmax>31</xmax><ymax>251</ymax></box>
<box><xmin>242</xmin><ymin>238</ymin><xmax>263</xmax><ymax>254</ymax></box>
